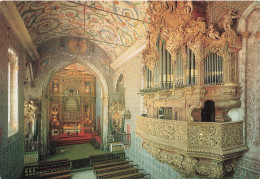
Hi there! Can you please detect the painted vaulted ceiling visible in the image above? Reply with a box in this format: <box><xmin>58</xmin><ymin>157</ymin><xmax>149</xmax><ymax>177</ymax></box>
<box><xmin>16</xmin><ymin>1</ymin><xmax>149</xmax><ymax>60</ymax></box>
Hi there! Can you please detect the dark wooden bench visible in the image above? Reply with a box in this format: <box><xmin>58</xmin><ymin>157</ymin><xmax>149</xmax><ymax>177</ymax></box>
<box><xmin>94</xmin><ymin>164</ymin><xmax>136</xmax><ymax>174</ymax></box>
<box><xmin>32</xmin><ymin>169</ymin><xmax>71</xmax><ymax>178</ymax></box>
<box><xmin>96</xmin><ymin>168</ymin><xmax>139</xmax><ymax>179</ymax></box>
<box><xmin>23</xmin><ymin>159</ymin><xmax>71</xmax><ymax>179</ymax></box>
<box><xmin>90</xmin><ymin>153</ymin><xmax>126</xmax><ymax>166</ymax></box>
<box><xmin>109</xmin><ymin>172</ymin><xmax>146</xmax><ymax>179</ymax></box>
<box><xmin>38</xmin><ymin>159</ymin><xmax>69</xmax><ymax>164</ymax></box>
<box><xmin>89</xmin><ymin>153</ymin><xmax>113</xmax><ymax>158</ymax></box>
<box><xmin>93</xmin><ymin>160</ymin><xmax>132</xmax><ymax>170</ymax></box>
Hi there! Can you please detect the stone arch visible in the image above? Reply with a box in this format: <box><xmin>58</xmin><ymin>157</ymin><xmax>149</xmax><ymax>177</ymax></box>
<box><xmin>38</xmin><ymin>58</ymin><xmax>109</xmax><ymax>155</ymax></box>
<box><xmin>234</xmin><ymin>1</ymin><xmax>260</xmax><ymax>144</ymax></box>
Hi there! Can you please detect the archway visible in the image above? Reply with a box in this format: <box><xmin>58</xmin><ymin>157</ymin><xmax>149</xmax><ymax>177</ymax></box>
<box><xmin>45</xmin><ymin>63</ymin><xmax>107</xmax><ymax>158</ymax></box>
<box><xmin>39</xmin><ymin>59</ymin><xmax>109</xmax><ymax>157</ymax></box>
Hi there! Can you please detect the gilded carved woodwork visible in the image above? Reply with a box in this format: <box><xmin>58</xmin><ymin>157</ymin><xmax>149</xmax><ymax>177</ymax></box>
<box><xmin>48</xmin><ymin>64</ymin><xmax>96</xmax><ymax>133</ymax></box>
<box><xmin>139</xmin><ymin>2</ymin><xmax>246</xmax><ymax>177</ymax></box>
<box><xmin>137</xmin><ymin>116</ymin><xmax>248</xmax><ymax>178</ymax></box>
<box><xmin>141</xmin><ymin>1</ymin><xmax>242</xmax><ymax>122</ymax></box>
<box><xmin>143</xmin><ymin>1</ymin><xmax>240</xmax><ymax>72</ymax></box>
<box><xmin>109</xmin><ymin>101</ymin><xmax>125</xmax><ymax>112</ymax></box>
<box><xmin>24</xmin><ymin>100</ymin><xmax>38</xmax><ymax>139</ymax></box>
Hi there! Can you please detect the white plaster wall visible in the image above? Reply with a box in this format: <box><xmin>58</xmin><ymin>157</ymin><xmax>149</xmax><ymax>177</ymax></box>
<box><xmin>114</xmin><ymin>52</ymin><xmax>144</xmax><ymax>132</ymax></box>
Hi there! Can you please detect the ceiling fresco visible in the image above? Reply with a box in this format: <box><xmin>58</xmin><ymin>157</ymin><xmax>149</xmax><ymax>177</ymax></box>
<box><xmin>58</xmin><ymin>63</ymin><xmax>95</xmax><ymax>76</ymax></box>
<box><xmin>16</xmin><ymin>1</ymin><xmax>149</xmax><ymax>60</ymax></box>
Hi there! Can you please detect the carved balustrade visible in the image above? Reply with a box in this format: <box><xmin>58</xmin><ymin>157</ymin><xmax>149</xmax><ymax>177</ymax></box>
<box><xmin>137</xmin><ymin>116</ymin><xmax>247</xmax><ymax>160</ymax></box>
<box><xmin>136</xmin><ymin>116</ymin><xmax>248</xmax><ymax>178</ymax></box>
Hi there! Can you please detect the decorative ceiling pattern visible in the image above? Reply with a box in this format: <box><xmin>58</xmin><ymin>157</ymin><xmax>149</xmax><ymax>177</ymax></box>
<box><xmin>60</xmin><ymin>63</ymin><xmax>94</xmax><ymax>75</ymax></box>
<box><xmin>16</xmin><ymin>1</ymin><xmax>149</xmax><ymax>60</ymax></box>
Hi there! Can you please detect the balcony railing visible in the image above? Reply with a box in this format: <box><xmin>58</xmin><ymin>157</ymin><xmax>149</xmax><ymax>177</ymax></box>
<box><xmin>136</xmin><ymin>116</ymin><xmax>247</xmax><ymax>160</ymax></box>
<box><xmin>136</xmin><ymin>116</ymin><xmax>248</xmax><ymax>178</ymax></box>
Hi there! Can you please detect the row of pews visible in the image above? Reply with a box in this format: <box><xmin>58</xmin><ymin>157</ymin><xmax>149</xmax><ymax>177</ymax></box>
<box><xmin>23</xmin><ymin>153</ymin><xmax>150</xmax><ymax>179</ymax></box>
<box><xmin>23</xmin><ymin>159</ymin><xmax>71</xmax><ymax>179</ymax></box>
<box><xmin>93</xmin><ymin>157</ymin><xmax>150</xmax><ymax>179</ymax></box>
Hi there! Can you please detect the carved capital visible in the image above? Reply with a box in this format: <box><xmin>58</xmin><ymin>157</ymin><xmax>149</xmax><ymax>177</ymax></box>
<box><xmin>241</xmin><ymin>31</ymin><xmax>251</xmax><ymax>39</ymax></box>
<box><xmin>255</xmin><ymin>31</ymin><xmax>260</xmax><ymax>39</ymax></box>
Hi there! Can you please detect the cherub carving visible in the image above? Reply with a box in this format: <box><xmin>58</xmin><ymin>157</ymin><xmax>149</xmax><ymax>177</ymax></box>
<box><xmin>185</xmin><ymin>1</ymin><xmax>193</xmax><ymax>14</ymax></box>
<box><xmin>165</xmin><ymin>1</ymin><xmax>177</xmax><ymax>13</ymax></box>
<box><xmin>220</xmin><ymin>10</ymin><xmax>238</xmax><ymax>31</ymax></box>
<box><xmin>207</xmin><ymin>25</ymin><xmax>220</xmax><ymax>39</ymax></box>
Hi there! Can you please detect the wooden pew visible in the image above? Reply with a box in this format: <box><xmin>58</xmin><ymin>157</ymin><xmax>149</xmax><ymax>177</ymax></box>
<box><xmin>90</xmin><ymin>153</ymin><xmax>125</xmax><ymax>165</ymax></box>
<box><xmin>32</xmin><ymin>169</ymin><xmax>71</xmax><ymax>179</ymax></box>
<box><xmin>24</xmin><ymin>159</ymin><xmax>71</xmax><ymax>179</ymax></box>
<box><xmin>93</xmin><ymin>160</ymin><xmax>132</xmax><ymax>170</ymax></box>
<box><xmin>89</xmin><ymin>153</ymin><xmax>113</xmax><ymax>158</ymax></box>
<box><xmin>94</xmin><ymin>164</ymin><xmax>136</xmax><ymax>174</ymax></box>
<box><xmin>109</xmin><ymin>172</ymin><xmax>146</xmax><ymax>179</ymax></box>
<box><xmin>96</xmin><ymin>168</ymin><xmax>139</xmax><ymax>179</ymax></box>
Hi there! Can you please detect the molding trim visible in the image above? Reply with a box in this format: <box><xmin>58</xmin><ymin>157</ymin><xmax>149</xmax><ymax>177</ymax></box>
<box><xmin>0</xmin><ymin>2</ymin><xmax>40</xmax><ymax>61</ymax></box>
<box><xmin>111</xmin><ymin>37</ymin><xmax>147</xmax><ymax>70</ymax></box>
<box><xmin>237</xmin><ymin>1</ymin><xmax>260</xmax><ymax>34</ymax></box>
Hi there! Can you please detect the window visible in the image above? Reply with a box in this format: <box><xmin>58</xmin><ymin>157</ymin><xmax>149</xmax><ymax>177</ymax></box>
<box><xmin>8</xmin><ymin>48</ymin><xmax>19</xmax><ymax>136</ymax></box>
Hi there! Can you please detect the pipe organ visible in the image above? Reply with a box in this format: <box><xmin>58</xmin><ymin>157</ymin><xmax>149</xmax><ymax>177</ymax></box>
<box><xmin>175</xmin><ymin>51</ymin><xmax>184</xmax><ymax>88</ymax></box>
<box><xmin>204</xmin><ymin>53</ymin><xmax>223</xmax><ymax>85</ymax></box>
<box><xmin>138</xmin><ymin>1</ymin><xmax>246</xmax><ymax>178</ymax></box>
<box><xmin>186</xmin><ymin>47</ymin><xmax>196</xmax><ymax>86</ymax></box>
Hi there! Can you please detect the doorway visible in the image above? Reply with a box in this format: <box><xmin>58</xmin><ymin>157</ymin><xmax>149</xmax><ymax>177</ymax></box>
<box><xmin>201</xmin><ymin>100</ymin><xmax>215</xmax><ymax>122</ymax></box>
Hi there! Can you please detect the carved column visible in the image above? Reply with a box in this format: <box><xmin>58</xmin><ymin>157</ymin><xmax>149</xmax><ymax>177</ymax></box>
<box><xmin>223</xmin><ymin>54</ymin><xmax>230</xmax><ymax>83</ymax></box>
<box><xmin>101</xmin><ymin>96</ymin><xmax>109</xmax><ymax>150</ymax></box>
<box><xmin>197</xmin><ymin>57</ymin><xmax>204</xmax><ymax>86</ymax></box>
<box><xmin>254</xmin><ymin>31</ymin><xmax>260</xmax><ymax>145</ymax></box>
<box><xmin>241</xmin><ymin>31</ymin><xmax>251</xmax><ymax>145</ymax></box>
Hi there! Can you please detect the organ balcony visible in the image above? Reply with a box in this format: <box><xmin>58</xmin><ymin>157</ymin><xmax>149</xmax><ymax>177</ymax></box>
<box><xmin>139</xmin><ymin>1</ymin><xmax>246</xmax><ymax>178</ymax></box>
<box><xmin>136</xmin><ymin>116</ymin><xmax>248</xmax><ymax>178</ymax></box>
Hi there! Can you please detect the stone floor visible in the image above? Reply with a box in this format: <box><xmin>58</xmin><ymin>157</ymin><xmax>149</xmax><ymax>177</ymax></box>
<box><xmin>41</xmin><ymin>143</ymin><xmax>110</xmax><ymax>162</ymax></box>
<box><xmin>71</xmin><ymin>170</ymin><xmax>96</xmax><ymax>179</ymax></box>
<box><xmin>244</xmin><ymin>143</ymin><xmax>260</xmax><ymax>161</ymax></box>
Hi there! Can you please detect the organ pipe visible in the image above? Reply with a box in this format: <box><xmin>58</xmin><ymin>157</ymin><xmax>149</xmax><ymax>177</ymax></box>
<box><xmin>204</xmin><ymin>53</ymin><xmax>223</xmax><ymax>85</ymax></box>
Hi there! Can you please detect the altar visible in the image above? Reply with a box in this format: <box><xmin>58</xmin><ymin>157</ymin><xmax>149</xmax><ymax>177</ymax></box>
<box><xmin>63</xmin><ymin>122</ymin><xmax>81</xmax><ymax>134</ymax></box>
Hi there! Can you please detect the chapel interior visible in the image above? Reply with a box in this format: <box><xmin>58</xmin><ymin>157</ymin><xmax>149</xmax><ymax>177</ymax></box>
<box><xmin>0</xmin><ymin>1</ymin><xmax>259</xmax><ymax>179</ymax></box>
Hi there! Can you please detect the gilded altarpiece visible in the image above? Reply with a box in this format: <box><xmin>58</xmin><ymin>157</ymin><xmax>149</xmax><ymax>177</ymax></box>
<box><xmin>137</xmin><ymin>1</ymin><xmax>248</xmax><ymax>178</ymax></box>
<box><xmin>48</xmin><ymin>73</ymin><xmax>96</xmax><ymax>135</ymax></box>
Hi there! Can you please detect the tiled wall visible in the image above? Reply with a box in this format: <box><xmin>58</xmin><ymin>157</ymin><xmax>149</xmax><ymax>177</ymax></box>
<box><xmin>0</xmin><ymin>13</ymin><xmax>25</xmax><ymax>179</ymax></box>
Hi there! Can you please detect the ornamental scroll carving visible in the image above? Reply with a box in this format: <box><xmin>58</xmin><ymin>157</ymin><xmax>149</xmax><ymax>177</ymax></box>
<box><xmin>110</xmin><ymin>101</ymin><xmax>125</xmax><ymax>112</ymax></box>
<box><xmin>136</xmin><ymin>116</ymin><xmax>248</xmax><ymax>178</ymax></box>
<box><xmin>24</xmin><ymin>100</ymin><xmax>38</xmax><ymax>139</ymax></box>
<box><xmin>142</xmin><ymin>1</ymin><xmax>240</xmax><ymax>71</ymax></box>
